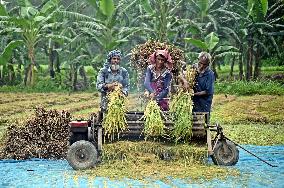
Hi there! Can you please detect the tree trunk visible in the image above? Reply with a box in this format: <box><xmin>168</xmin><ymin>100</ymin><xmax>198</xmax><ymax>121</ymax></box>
<box><xmin>239</xmin><ymin>54</ymin><xmax>244</xmax><ymax>80</ymax></box>
<box><xmin>71</xmin><ymin>65</ymin><xmax>78</xmax><ymax>91</ymax></box>
<box><xmin>212</xmin><ymin>59</ymin><xmax>218</xmax><ymax>79</ymax></box>
<box><xmin>24</xmin><ymin>64</ymin><xmax>31</xmax><ymax>86</ymax></box>
<box><xmin>79</xmin><ymin>66</ymin><xmax>88</xmax><ymax>89</ymax></box>
<box><xmin>253</xmin><ymin>44</ymin><xmax>261</xmax><ymax>79</ymax></box>
<box><xmin>230</xmin><ymin>56</ymin><xmax>235</xmax><ymax>77</ymax></box>
<box><xmin>54</xmin><ymin>42</ymin><xmax>60</xmax><ymax>73</ymax></box>
<box><xmin>7</xmin><ymin>64</ymin><xmax>15</xmax><ymax>83</ymax></box>
<box><xmin>48</xmin><ymin>45</ymin><xmax>55</xmax><ymax>79</ymax></box>
<box><xmin>246</xmin><ymin>36</ymin><xmax>253</xmax><ymax>81</ymax></box>
<box><xmin>26</xmin><ymin>46</ymin><xmax>35</xmax><ymax>86</ymax></box>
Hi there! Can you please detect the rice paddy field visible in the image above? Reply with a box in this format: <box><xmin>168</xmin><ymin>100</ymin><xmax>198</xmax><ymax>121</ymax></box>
<box><xmin>0</xmin><ymin>92</ymin><xmax>283</xmax><ymax>145</ymax></box>
<box><xmin>0</xmin><ymin>92</ymin><xmax>283</xmax><ymax>187</ymax></box>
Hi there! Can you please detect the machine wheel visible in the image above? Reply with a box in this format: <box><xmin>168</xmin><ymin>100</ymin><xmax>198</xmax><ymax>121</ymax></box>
<box><xmin>211</xmin><ymin>140</ymin><xmax>239</xmax><ymax>166</ymax></box>
<box><xmin>67</xmin><ymin>140</ymin><xmax>98</xmax><ymax>170</ymax></box>
<box><xmin>69</xmin><ymin>133</ymin><xmax>87</xmax><ymax>145</ymax></box>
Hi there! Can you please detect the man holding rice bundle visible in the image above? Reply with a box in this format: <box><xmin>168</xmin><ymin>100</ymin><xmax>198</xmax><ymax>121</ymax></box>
<box><xmin>192</xmin><ymin>52</ymin><xmax>215</xmax><ymax>119</ymax></box>
<box><xmin>96</xmin><ymin>50</ymin><xmax>129</xmax><ymax>113</ymax></box>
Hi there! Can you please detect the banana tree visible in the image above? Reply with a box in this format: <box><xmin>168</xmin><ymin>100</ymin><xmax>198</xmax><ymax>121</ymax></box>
<box><xmin>134</xmin><ymin>0</ymin><xmax>184</xmax><ymax>42</ymax></box>
<box><xmin>185</xmin><ymin>32</ymin><xmax>240</xmax><ymax>78</ymax></box>
<box><xmin>0</xmin><ymin>0</ymin><xmax>62</xmax><ymax>85</ymax></box>
<box><xmin>246</xmin><ymin>0</ymin><xmax>284</xmax><ymax>79</ymax></box>
<box><xmin>76</xmin><ymin>0</ymin><xmax>141</xmax><ymax>70</ymax></box>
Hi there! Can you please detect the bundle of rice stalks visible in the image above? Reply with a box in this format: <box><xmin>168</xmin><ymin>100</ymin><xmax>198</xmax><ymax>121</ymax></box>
<box><xmin>103</xmin><ymin>86</ymin><xmax>127</xmax><ymax>141</ymax></box>
<box><xmin>185</xmin><ymin>66</ymin><xmax>197</xmax><ymax>90</ymax></box>
<box><xmin>130</xmin><ymin>40</ymin><xmax>185</xmax><ymax>76</ymax></box>
<box><xmin>143</xmin><ymin>100</ymin><xmax>165</xmax><ymax>139</ymax></box>
<box><xmin>0</xmin><ymin>108</ymin><xmax>71</xmax><ymax>160</ymax></box>
<box><xmin>170</xmin><ymin>91</ymin><xmax>194</xmax><ymax>143</ymax></box>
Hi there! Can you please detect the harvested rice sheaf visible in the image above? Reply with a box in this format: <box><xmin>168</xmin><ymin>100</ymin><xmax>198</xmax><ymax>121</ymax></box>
<box><xmin>103</xmin><ymin>86</ymin><xmax>127</xmax><ymax>140</ymax></box>
<box><xmin>170</xmin><ymin>91</ymin><xmax>194</xmax><ymax>143</ymax></box>
<box><xmin>143</xmin><ymin>100</ymin><xmax>165</xmax><ymax>139</ymax></box>
<box><xmin>0</xmin><ymin>107</ymin><xmax>71</xmax><ymax>160</ymax></box>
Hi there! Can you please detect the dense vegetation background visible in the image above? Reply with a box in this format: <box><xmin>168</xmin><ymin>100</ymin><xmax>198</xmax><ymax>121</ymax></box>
<box><xmin>0</xmin><ymin>0</ymin><xmax>283</xmax><ymax>94</ymax></box>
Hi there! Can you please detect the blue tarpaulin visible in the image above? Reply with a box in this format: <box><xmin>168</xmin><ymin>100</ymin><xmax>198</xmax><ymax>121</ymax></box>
<box><xmin>1</xmin><ymin>145</ymin><xmax>283</xmax><ymax>188</ymax></box>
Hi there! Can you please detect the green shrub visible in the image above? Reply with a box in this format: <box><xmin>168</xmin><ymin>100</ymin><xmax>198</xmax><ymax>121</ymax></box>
<box><xmin>261</xmin><ymin>52</ymin><xmax>284</xmax><ymax>66</ymax></box>
<box><xmin>215</xmin><ymin>80</ymin><xmax>284</xmax><ymax>95</ymax></box>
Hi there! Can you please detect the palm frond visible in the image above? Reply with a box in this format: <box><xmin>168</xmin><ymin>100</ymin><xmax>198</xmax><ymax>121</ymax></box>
<box><xmin>268</xmin><ymin>17</ymin><xmax>283</xmax><ymax>24</ymax></box>
<box><xmin>220</xmin><ymin>26</ymin><xmax>241</xmax><ymax>44</ymax></box>
<box><xmin>214</xmin><ymin>45</ymin><xmax>239</xmax><ymax>53</ymax></box>
<box><xmin>265</xmin><ymin>31</ymin><xmax>284</xmax><ymax>36</ymax></box>
<box><xmin>230</xmin><ymin>2</ymin><xmax>247</xmax><ymax>14</ymax></box>
<box><xmin>207</xmin><ymin>14</ymin><xmax>218</xmax><ymax>31</ymax></box>
<box><xmin>168</xmin><ymin>0</ymin><xmax>183</xmax><ymax>16</ymax></box>
<box><xmin>209</xmin><ymin>0</ymin><xmax>219</xmax><ymax>9</ymax></box>
<box><xmin>267</xmin><ymin>3</ymin><xmax>284</xmax><ymax>20</ymax></box>
<box><xmin>210</xmin><ymin>9</ymin><xmax>241</xmax><ymax>20</ymax></box>
<box><xmin>268</xmin><ymin>35</ymin><xmax>280</xmax><ymax>55</ymax></box>
<box><xmin>56</xmin><ymin>11</ymin><xmax>102</xmax><ymax>24</ymax></box>
<box><xmin>251</xmin><ymin>38</ymin><xmax>270</xmax><ymax>55</ymax></box>
<box><xmin>214</xmin><ymin>51</ymin><xmax>240</xmax><ymax>59</ymax></box>
<box><xmin>77</xmin><ymin>21</ymin><xmax>105</xmax><ymax>31</ymax></box>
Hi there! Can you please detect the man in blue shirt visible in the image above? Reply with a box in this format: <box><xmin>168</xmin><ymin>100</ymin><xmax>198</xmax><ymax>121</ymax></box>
<box><xmin>96</xmin><ymin>50</ymin><xmax>129</xmax><ymax>113</ymax></box>
<box><xmin>192</xmin><ymin>52</ymin><xmax>215</xmax><ymax>119</ymax></box>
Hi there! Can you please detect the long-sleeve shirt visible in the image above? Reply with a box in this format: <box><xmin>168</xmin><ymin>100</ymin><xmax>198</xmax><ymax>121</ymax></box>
<box><xmin>96</xmin><ymin>66</ymin><xmax>129</xmax><ymax>110</ymax></box>
<box><xmin>144</xmin><ymin>65</ymin><xmax>172</xmax><ymax>101</ymax></box>
<box><xmin>193</xmin><ymin>67</ymin><xmax>215</xmax><ymax>113</ymax></box>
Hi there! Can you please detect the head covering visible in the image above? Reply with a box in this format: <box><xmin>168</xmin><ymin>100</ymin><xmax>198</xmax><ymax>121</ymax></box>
<box><xmin>149</xmin><ymin>49</ymin><xmax>173</xmax><ymax>70</ymax></box>
<box><xmin>107</xmin><ymin>49</ymin><xmax>122</xmax><ymax>63</ymax></box>
<box><xmin>103</xmin><ymin>50</ymin><xmax>122</xmax><ymax>68</ymax></box>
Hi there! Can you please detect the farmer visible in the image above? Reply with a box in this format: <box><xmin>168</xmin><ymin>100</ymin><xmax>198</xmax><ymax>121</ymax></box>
<box><xmin>144</xmin><ymin>49</ymin><xmax>173</xmax><ymax>111</ymax></box>
<box><xmin>96</xmin><ymin>50</ymin><xmax>129</xmax><ymax>115</ymax></box>
<box><xmin>192</xmin><ymin>52</ymin><xmax>215</xmax><ymax>119</ymax></box>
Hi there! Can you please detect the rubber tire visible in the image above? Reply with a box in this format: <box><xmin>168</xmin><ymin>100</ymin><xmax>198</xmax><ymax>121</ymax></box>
<box><xmin>69</xmin><ymin>133</ymin><xmax>87</xmax><ymax>145</ymax></box>
<box><xmin>67</xmin><ymin>140</ymin><xmax>98</xmax><ymax>170</ymax></box>
<box><xmin>211</xmin><ymin>140</ymin><xmax>239</xmax><ymax>166</ymax></box>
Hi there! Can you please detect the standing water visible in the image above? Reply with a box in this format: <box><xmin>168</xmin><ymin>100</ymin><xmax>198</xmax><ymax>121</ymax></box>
<box><xmin>0</xmin><ymin>145</ymin><xmax>283</xmax><ymax>187</ymax></box>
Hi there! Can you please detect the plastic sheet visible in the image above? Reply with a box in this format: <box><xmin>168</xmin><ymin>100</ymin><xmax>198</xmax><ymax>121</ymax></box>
<box><xmin>1</xmin><ymin>145</ymin><xmax>283</xmax><ymax>187</ymax></box>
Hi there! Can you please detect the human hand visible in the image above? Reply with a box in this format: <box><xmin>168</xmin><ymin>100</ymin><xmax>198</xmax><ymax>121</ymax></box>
<box><xmin>149</xmin><ymin>93</ymin><xmax>155</xmax><ymax>99</ymax></box>
<box><xmin>105</xmin><ymin>83</ymin><xmax>116</xmax><ymax>91</ymax></box>
<box><xmin>144</xmin><ymin>91</ymin><xmax>150</xmax><ymax>98</ymax></box>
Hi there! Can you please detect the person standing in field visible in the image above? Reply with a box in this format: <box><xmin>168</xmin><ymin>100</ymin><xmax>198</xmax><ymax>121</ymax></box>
<box><xmin>96</xmin><ymin>50</ymin><xmax>129</xmax><ymax>114</ymax></box>
<box><xmin>144</xmin><ymin>49</ymin><xmax>173</xmax><ymax>111</ymax></box>
<box><xmin>192</xmin><ymin>52</ymin><xmax>215</xmax><ymax>119</ymax></box>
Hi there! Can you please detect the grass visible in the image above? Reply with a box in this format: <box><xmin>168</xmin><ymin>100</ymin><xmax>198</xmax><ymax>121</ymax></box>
<box><xmin>211</xmin><ymin>95</ymin><xmax>284</xmax><ymax>125</ymax></box>
<box><xmin>217</xmin><ymin>65</ymin><xmax>284</xmax><ymax>76</ymax></box>
<box><xmin>221</xmin><ymin>124</ymin><xmax>284</xmax><ymax>146</ymax></box>
<box><xmin>0</xmin><ymin>92</ymin><xmax>283</xmax><ymax>182</ymax></box>
<box><xmin>215</xmin><ymin>80</ymin><xmax>284</xmax><ymax>95</ymax></box>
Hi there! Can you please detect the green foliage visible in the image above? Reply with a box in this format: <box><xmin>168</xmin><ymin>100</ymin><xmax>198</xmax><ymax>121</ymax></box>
<box><xmin>140</xmin><ymin>0</ymin><xmax>153</xmax><ymax>14</ymax></box>
<box><xmin>221</xmin><ymin>124</ymin><xmax>284</xmax><ymax>146</ymax></box>
<box><xmin>0</xmin><ymin>77</ymin><xmax>67</xmax><ymax>93</ymax></box>
<box><xmin>184</xmin><ymin>38</ymin><xmax>207</xmax><ymax>50</ymax></box>
<box><xmin>215</xmin><ymin>80</ymin><xmax>284</xmax><ymax>95</ymax></box>
<box><xmin>261</xmin><ymin>53</ymin><xmax>284</xmax><ymax>66</ymax></box>
<box><xmin>185</xmin><ymin>32</ymin><xmax>219</xmax><ymax>51</ymax></box>
<box><xmin>0</xmin><ymin>4</ymin><xmax>7</xmax><ymax>16</ymax></box>
<box><xmin>99</xmin><ymin>0</ymin><xmax>114</xmax><ymax>17</ymax></box>
<box><xmin>0</xmin><ymin>40</ymin><xmax>23</xmax><ymax>65</ymax></box>
<box><xmin>205</xmin><ymin>32</ymin><xmax>219</xmax><ymax>51</ymax></box>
